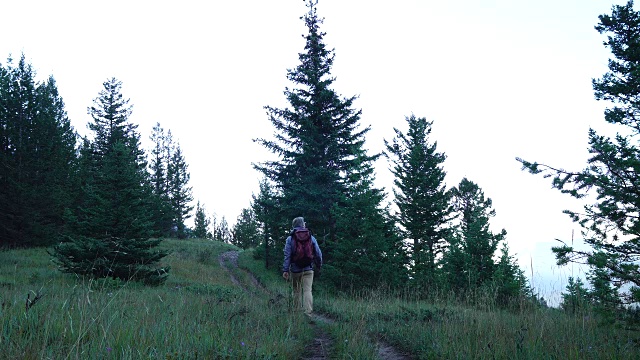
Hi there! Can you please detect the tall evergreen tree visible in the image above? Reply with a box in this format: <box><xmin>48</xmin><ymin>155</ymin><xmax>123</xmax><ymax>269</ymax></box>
<box><xmin>231</xmin><ymin>207</ymin><xmax>262</xmax><ymax>249</ymax></box>
<box><xmin>163</xmin><ymin>129</ymin><xmax>174</xmax><ymax>194</ymax></box>
<box><xmin>330</xmin><ymin>180</ymin><xmax>409</xmax><ymax>288</ymax></box>
<box><xmin>518</xmin><ymin>0</ymin><xmax>640</xmax><ymax>304</ymax></box>
<box><xmin>587</xmin><ymin>263</ymin><xmax>622</xmax><ymax>317</ymax></box>
<box><xmin>254</xmin><ymin>0</ymin><xmax>370</xmax><ymax>242</ymax></box>
<box><xmin>491</xmin><ymin>244</ymin><xmax>531</xmax><ymax>306</ymax></box>
<box><xmin>442</xmin><ymin>178</ymin><xmax>506</xmax><ymax>290</ymax></box>
<box><xmin>148</xmin><ymin>122</ymin><xmax>173</xmax><ymax>237</ymax></box>
<box><xmin>254</xmin><ymin>0</ymin><xmax>405</xmax><ymax>288</ymax></box>
<box><xmin>440</xmin><ymin>235</ymin><xmax>467</xmax><ymax>293</ymax></box>
<box><xmin>52</xmin><ymin>78</ymin><xmax>168</xmax><ymax>284</ymax></box>
<box><xmin>252</xmin><ymin>178</ymin><xmax>285</xmax><ymax>269</ymax></box>
<box><xmin>193</xmin><ymin>200</ymin><xmax>212</xmax><ymax>239</ymax></box>
<box><xmin>167</xmin><ymin>141</ymin><xmax>193</xmax><ymax>238</ymax></box>
<box><xmin>385</xmin><ymin>114</ymin><xmax>452</xmax><ymax>287</ymax></box>
<box><xmin>561</xmin><ymin>276</ymin><xmax>590</xmax><ymax>314</ymax></box>
<box><xmin>0</xmin><ymin>54</ymin><xmax>76</xmax><ymax>247</ymax></box>
<box><xmin>213</xmin><ymin>216</ymin><xmax>232</xmax><ymax>243</ymax></box>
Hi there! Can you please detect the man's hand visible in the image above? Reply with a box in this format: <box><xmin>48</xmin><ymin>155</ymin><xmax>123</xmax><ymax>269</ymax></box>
<box><xmin>282</xmin><ymin>272</ymin><xmax>289</xmax><ymax>281</ymax></box>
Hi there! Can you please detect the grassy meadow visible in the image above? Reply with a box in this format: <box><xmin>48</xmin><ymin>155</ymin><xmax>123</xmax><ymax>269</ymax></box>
<box><xmin>1</xmin><ymin>238</ymin><xmax>639</xmax><ymax>359</ymax></box>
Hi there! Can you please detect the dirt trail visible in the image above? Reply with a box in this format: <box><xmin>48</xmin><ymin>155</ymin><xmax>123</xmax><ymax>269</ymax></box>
<box><xmin>309</xmin><ymin>313</ymin><xmax>410</xmax><ymax>360</ymax></box>
<box><xmin>218</xmin><ymin>250</ymin><xmax>410</xmax><ymax>360</ymax></box>
<box><xmin>300</xmin><ymin>322</ymin><xmax>332</xmax><ymax>360</ymax></box>
<box><xmin>377</xmin><ymin>341</ymin><xmax>411</xmax><ymax>360</ymax></box>
<box><xmin>218</xmin><ymin>251</ymin><xmax>242</xmax><ymax>287</ymax></box>
<box><xmin>218</xmin><ymin>250</ymin><xmax>268</xmax><ymax>294</ymax></box>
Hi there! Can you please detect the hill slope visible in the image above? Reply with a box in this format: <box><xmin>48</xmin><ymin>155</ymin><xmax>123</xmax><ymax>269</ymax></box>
<box><xmin>1</xmin><ymin>239</ymin><xmax>639</xmax><ymax>359</ymax></box>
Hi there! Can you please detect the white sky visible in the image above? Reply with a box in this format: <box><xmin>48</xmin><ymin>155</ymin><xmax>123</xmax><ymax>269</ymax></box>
<box><xmin>1</xmin><ymin>0</ymin><xmax>630</xmax><ymax>304</ymax></box>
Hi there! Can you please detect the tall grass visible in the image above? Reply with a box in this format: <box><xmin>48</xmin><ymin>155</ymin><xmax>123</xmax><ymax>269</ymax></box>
<box><xmin>314</xmin><ymin>288</ymin><xmax>640</xmax><ymax>359</ymax></box>
<box><xmin>1</xmin><ymin>243</ymin><xmax>639</xmax><ymax>359</ymax></box>
<box><xmin>0</xmin><ymin>240</ymin><xmax>311</xmax><ymax>359</ymax></box>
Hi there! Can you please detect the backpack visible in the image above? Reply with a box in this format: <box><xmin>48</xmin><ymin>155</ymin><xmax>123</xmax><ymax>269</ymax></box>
<box><xmin>291</xmin><ymin>228</ymin><xmax>315</xmax><ymax>267</ymax></box>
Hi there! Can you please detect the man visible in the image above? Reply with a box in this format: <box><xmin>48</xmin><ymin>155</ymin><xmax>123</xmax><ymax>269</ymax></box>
<box><xmin>282</xmin><ymin>216</ymin><xmax>322</xmax><ymax>316</ymax></box>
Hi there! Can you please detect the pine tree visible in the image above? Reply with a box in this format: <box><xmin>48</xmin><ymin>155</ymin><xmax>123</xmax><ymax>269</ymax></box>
<box><xmin>252</xmin><ymin>178</ymin><xmax>285</xmax><ymax>269</ymax></box>
<box><xmin>148</xmin><ymin>122</ymin><xmax>173</xmax><ymax>237</ymax></box>
<box><xmin>587</xmin><ymin>264</ymin><xmax>622</xmax><ymax>318</ymax></box>
<box><xmin>163</xmin><ymin>130</ymin><xmax>174</xmax><ymax>193</ymax></box>
<box><xmin>255</xmin><ymin>0</ymin><xmax>365</xmax><ymax>242</ymax></box>
<box><xmin>561</xmin><ymin>276</ymin><xmax>590</xmax><ymax>314</ymax></box>
<box><xmin>231</xmin><ymin>207</ymin><xmax>262</xmax><ymax>249</ymax></box>
<box><xmin>330</xmin><ymin>180</ymin><xmax>409</xmax><ymax>288</ymax></box>
<box><xmin>443</xmin><ymin>178</ymin><xmax>506</xmax><ymax>290</ymax></box>
<box><xmin>166</xmin><ymin>141</ymin><xmax>193</xmax><ymax>238</ymax></box>
<box><xmin>213</xmin><ymin>216</ymin><xmax>232</xmax><ymax>243</ymax></box>
<box><xmin>518</xmin><ymin>1</ymin><xmax>640</xmax><ymax>304</ymax></box>
<box><xmin>0</xmin><ymin>54</ymin><xmax>76</xmax><ymax>247</ymax></box>
<box><xmin>193</xmin><ymin>201</ymin><xmax>212</xmax><ymax>239</ymax></box>
<box><xmin>385</xmin><ymin>114</ymin><xmax>452</xmax><ymax>287</ymax></box>
<box><xmin>52</xmin><ymin>78</ymin><xmax>168</xmax><ymax>284</ymax></box>
<box><xmin>254</xmin><ymin>0</ymin><xmax>404</xmax><ymax>288</ymax></box>
<box><xmin>31</xmin><ymin>76</ymin><xmax>78</xmax><ymax>244</ymax></box>
<box><xmin>440</xmin><ymin>234</ymin><xmax>467</xmax><ymax>293</ymax></box>
<box><xmin>492</xmin><ymin>244</ymin><xmax>531</xmax><ymax>307</ymax></box>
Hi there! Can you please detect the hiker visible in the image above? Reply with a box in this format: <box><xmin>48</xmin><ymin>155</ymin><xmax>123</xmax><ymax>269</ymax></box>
<box><xmin>282</xmin><ymin>216</ymin><xmax>322</xmax><ymax>316</ymax></box>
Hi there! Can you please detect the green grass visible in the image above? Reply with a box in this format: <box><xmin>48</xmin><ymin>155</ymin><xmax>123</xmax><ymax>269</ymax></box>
<box><xmin>0</xmin><ymin>240</ymin><xmax>311</xmax><ymax>359</ymax></box>
<box><xmin>1</xmin><ymin>241</ymin><xmax>639</xmax><ymax>359</ymax></box>
<box><xmin>314</xmin><ymin>289</ymin><xmax>640</xmax><ymax>359</ymax></box>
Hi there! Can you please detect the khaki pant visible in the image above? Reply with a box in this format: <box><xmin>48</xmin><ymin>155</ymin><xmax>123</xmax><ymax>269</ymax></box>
<box><xmin>291</xmin><ymin>270</ymin><xmax>314</xmax><ymax>315</ymax></box>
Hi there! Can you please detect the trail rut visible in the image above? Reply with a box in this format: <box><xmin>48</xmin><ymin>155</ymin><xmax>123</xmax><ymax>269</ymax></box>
<box><xmin>218</xmin><ymin>250</ymin><xmax>410</xmax><ymax>359</ymax></box>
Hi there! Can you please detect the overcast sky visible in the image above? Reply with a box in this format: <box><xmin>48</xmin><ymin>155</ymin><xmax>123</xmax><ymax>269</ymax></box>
<box><xmin>1</xmin><ymin>0</ymin><xmax>630</xmax><ymax>304</ymax></box>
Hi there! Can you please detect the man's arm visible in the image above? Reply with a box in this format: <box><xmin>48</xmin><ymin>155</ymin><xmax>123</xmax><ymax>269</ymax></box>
<box><xmin>313</xmin><ymin>237</ymin><xmax>322</xmax><ymax>266</ymax></box>
<box><xmin>282</xmin><ymin>236</ymin><xmax>292</xmax><ymax>280</ymax></box>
